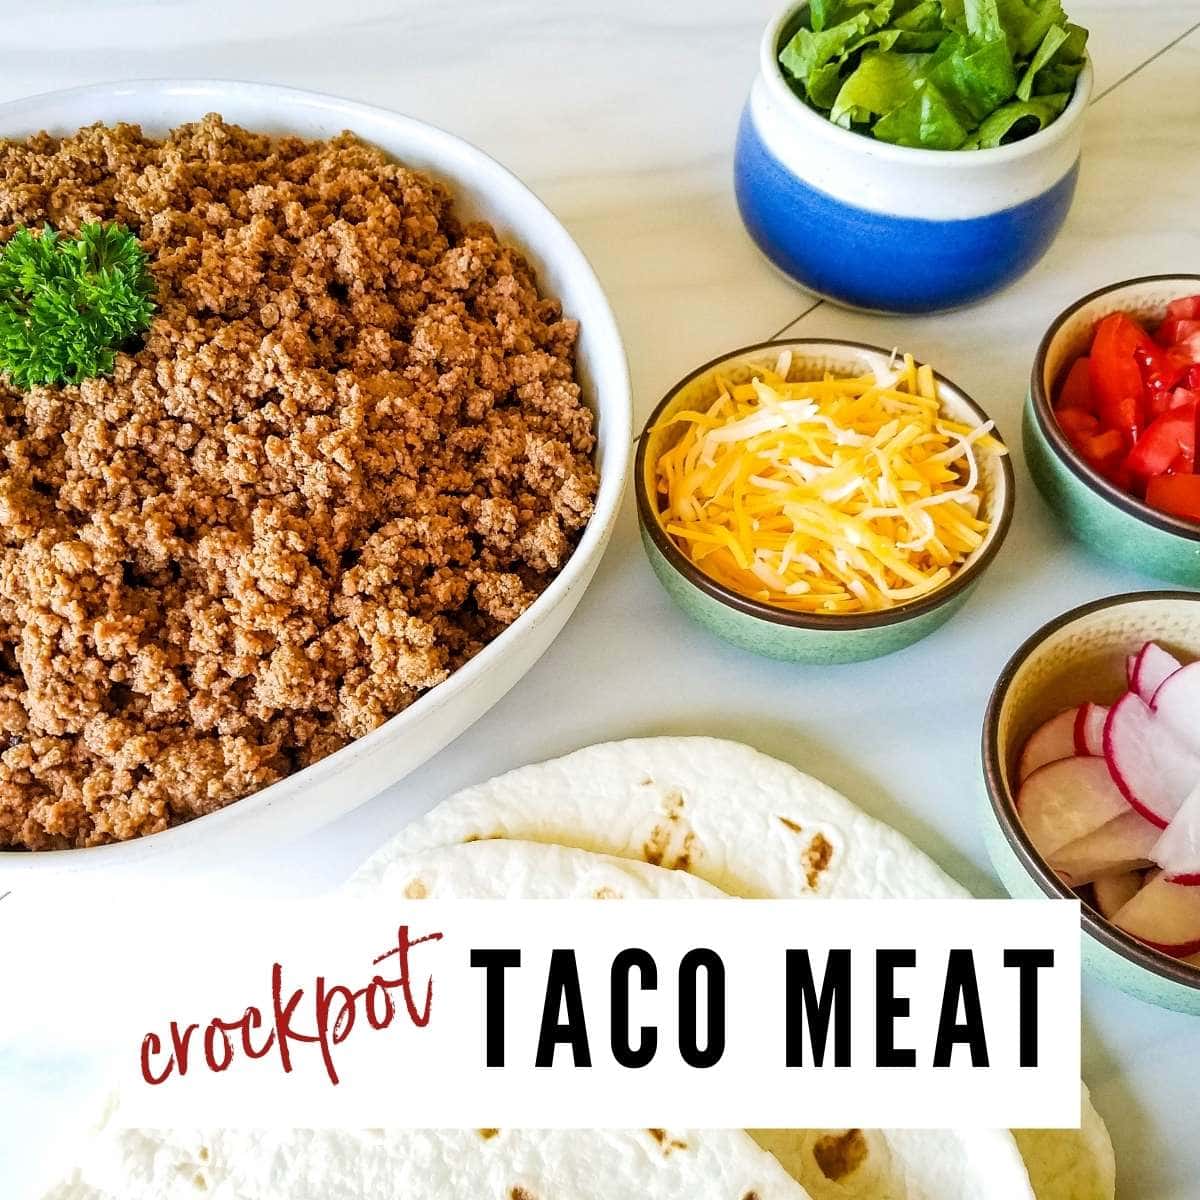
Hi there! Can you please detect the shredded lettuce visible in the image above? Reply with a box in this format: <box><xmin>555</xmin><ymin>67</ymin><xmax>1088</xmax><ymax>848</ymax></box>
<box><xmin>831</xmin><ymin>50</ymin><xmax>929</xmax><ymax>127</ymax></box>
<box><xmin>806</xmin><ymin>60</ymin><xmax>850</xmax><ymax>108</ymax></box>
<box><xmin>778</xmin><ymin>0</ymin><xmax>1087</xmax><ymax>150</ymax></box>
<box><xmin>964</xmin><ymin>91</ymin><xmax>1070</xmax><ymax>146</ymax></box>
<box><xmin>780</xmin><ymin>11</ymin><xmax>875</xmax><ymax>84</ymax></box>
<box><xmin>1016</xmin><ymin>24</ymin><xmax>1068</xmax><ymax>100</ymax></box>
<box><xmin>872</xmin><ymin>80</ymin><xmax>972</xmax><ymax>148</ymax></box>
<box><xmin>995</xmin><ymin>0</ymin><xmax>1067</xmax><ymax>56</ymax></box>
<box><xmin>963</xmin><ymin>0</ymin><xmax>1004</xmax><ymax>42</ymax></box>
<box><xmin>925</xmin><ymin>32</ymin><xmax>1017</xmax><ymax>124</ymax></box>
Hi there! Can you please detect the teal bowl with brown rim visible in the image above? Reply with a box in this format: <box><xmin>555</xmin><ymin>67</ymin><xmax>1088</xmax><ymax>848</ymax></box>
<box><xmin>1026</xmin><ymin>274</ymin><xmax>1200</xmax><ymax>584</ymax></box>
<box><xmin>981</xmin><ymin>591</ymin><xmax>1200</xmax><ymax>1013</ymax></box>
<box><xmin>635</xmin><ymin>339</ymin><xmax>1015</xmax><ymax>664</ymax></box>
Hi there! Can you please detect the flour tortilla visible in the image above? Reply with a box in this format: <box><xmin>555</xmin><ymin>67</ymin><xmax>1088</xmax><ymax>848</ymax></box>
<box><xmin>1014</xmin><ymin>1107</ymin><xmax>1116</xmax><ymax>1200</ymax></box>
<box><xmin>381</xmin><ymin>837</ymin><xmax>725</xmax><ymax>899</ymax></box>
<box><xmin>44</xmin><ymin>1121</ymin><xmax>810</xmax><ymax>1200</ymax></box>
<box><xmin>371</xmin><ymin>839</ymin><xmax>1037</xmax><ymax>1200</ymax></box>
<box><xmin>42</xmin><ymin>847</ymin><xmax>796</xmax><ymax>1200</ymax></box>
<box><xmin>353</xmin><ymin>736</ymin><xmax>965</xmax><ymax>901</ymax></box>
<box><xmin>354</xmin><ymin>737</ymin><xmax>1115</xmax><ymax>1200</ymax></box>
<box><xmin>750</xmin><ymin>1129</ymin><xmax>1044</xmax><ymax>1200</ymax></box>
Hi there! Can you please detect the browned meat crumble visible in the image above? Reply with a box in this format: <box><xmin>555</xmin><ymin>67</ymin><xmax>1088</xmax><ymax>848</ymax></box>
<box><xmin>0</xmin><ymin>115</ymin><xmax>596</xmax><ymax>849</ymax></box>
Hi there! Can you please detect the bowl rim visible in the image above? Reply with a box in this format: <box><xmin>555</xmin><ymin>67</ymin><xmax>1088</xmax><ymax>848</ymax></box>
<box><xmin>635</xmin><ymin>337</ymin><xmax>1015</xmax><ymax>632</ymax></box>
<box><xmin>761</xmin><ymin>0</ymin><xmax>1094</xmax><ymax>168</ymax></box>
<box><xmin>0</xmin><ymin>78</ymin><xmax>632</xmax><ymax>869</ymax></box>
<box><xmin>981</xmin><ymin>589</ymin><xmax>1200</xmax><ymax>991</ymax></box>
<box><xmin>1030</xmin><ymin>273</ymin><xmax>1200</xmax><ymax>543</ymax></box>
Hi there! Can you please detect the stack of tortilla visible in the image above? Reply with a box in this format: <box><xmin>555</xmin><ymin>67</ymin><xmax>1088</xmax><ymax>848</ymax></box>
<box><xmin>48</xmin><ymin>739</ymin><xmax>1115</xmax><ymax>1200</ymax></box>
<box><xmin>45</xmin><ymin>1123</ymin><xmax>809</xmax><ymax>1199</ymax></box>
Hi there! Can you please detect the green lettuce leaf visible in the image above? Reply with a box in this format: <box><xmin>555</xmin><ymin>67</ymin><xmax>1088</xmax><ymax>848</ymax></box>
<box><xmin>964</xmin><ymin>91</ymin><xmax>1069</xmax><ymax>146</ymax></box>
<box><xmin>809</xmin><ymin>0</ymin><xmax>893</xmax><ymax>33</ymax></box>
<box><xmin>808</xmin><ymin>0</ymin><xmax>845</xmax><ymax>32</ymax></box>
<box><xmin>807</xmin><ymin>60</ymin><xmax>848</xmax><ymax>108</ymax></box>
<box><xmin>830</xmin><ymin>49</ymin><xmax>929</xmax><ymax>126</ymax></box>
<box><xmin>926</xmin><ymin>31</ymin><xmax>1017</xmax><ymax>124</ymax></box>
<box><xmin>894</xmin><ymin>29</ymin><xmax>948</xmax><ymax>50</ymax></box>
<box><xmin>872</xmin><ymin>79</ymin><xmax>972</xmax><ymax>148</ymax></box>
<box><xmin>1016</xmin><ymin>23</ymin><xmax>1068</xmax><ymax>100</ymax></box>
<box><xmin>1031</xmin><ymin>60</ymin><xmax>1083</xmax><ymax>95</ymax></box>
<box><xmin>995</xmin><ymin>0</ymin><xmax>1066</xmax><ymax>56</ymax></box>
<box><xmin>890</xmin><ymin>1</ymin><xmax>947</xmax><ymax>48</ymax></box>
<box><xmin>963</xmin><ymin>0</ymin><xmax>1004</xmax><ymax>41</ymax></box>
<box><xmin>892</xmin><ymin>0</ymin><xmax>942</xmax><ymax>29</ymax></box>
<box><xmin>779</xmin><ymin>11</ymin><xmax>875</xmax><ymax>84</ymax></box>
<box><xmin>842</xmin><ymin>27</ymin><xmax>904</xmax><ymax>58</ymax></box>
<box><xmin>940</xmin><ymin>0</ymin><xmax>966</xmax><ymax>29</ymax></box>
<box><xmin>1057</xmin><ymin>21</ymin><xmax>1088</xmax><ymax>61</ymax></box>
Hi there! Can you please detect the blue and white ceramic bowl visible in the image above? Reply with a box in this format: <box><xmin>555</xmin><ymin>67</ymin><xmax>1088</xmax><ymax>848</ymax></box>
<box><xmin>734</xmin><ymin>1</ymin><xmax>1094</xmax><ymax>314</ymax></box>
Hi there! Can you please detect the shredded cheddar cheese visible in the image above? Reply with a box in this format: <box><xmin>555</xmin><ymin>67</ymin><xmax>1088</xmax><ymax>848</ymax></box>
<box><xmin>652</xmin><ymin>351</ymin><xmax>1006</xmax><ymax>614</ymax></box>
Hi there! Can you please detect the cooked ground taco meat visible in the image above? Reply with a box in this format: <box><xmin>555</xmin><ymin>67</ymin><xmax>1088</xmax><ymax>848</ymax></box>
<box><xmin>0</xmin><ymin>115</ymin><xmax>597</xmax><ymax>849</ymax></box>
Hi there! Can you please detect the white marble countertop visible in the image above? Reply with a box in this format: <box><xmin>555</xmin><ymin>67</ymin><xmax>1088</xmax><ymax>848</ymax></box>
<box><xmin>2</xmin><ymin>1</ymin><xmax>1199</xmax><ymax>1196</ymax></box>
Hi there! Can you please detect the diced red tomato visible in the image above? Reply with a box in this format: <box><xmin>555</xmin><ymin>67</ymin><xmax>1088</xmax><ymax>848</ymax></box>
<box><xmin>1135</xmin><ymin>340</ymin><xmax>1192</xmax><ymax>395</ymax></box>
<box><xmin>1146</xmin><ymin>388</ymin><xmax>1174</xmax><ymax>420</ymax></box>
<box><xmin>1165</xmin><ymin>296</ymin><xmax>1200</xmax><ymax>322</ymax></box>
<box><xmin>1056</xmin><ymin>407</ymin><xmax>1099</xmax><ymax>438</ymax></box>
<box><xmin>1083</xmin><ymin>429</ymin><xmax>1126</xmax><ymax>467</ymax></box>
<box><xmin>1064</xmin><ymin>303</ymin><xmax>1200</xmax><ymax>525</ymax></box>
<box><xmin>1157</xmin><ymin>318</ymin><xmax>1200</xmax><ymax>348</ymax></box>
<box><xmin>1176</xmin><ymin>331</ymin><xmax>1200</xmax><ymax>364</ymax></box>
<box><xmin>1089</xmin><ymin>313</ymin><xmax>1150</xmax><ymax>443</ymax></box>
<box><xmin>1056</xmin><ymin>408</ymin><xmax>1105</xmax><ymax>466</ymax></box>
<box><xmin>1057</xmin><ymin>357</ymin><xmax>1094</xmax><ymax>412</ymax></box>
<box><xmin>1146</xmin><ymin>473</ymin><xmax>1200</xmax><ymax>522</ymax></box>
<box><xmin>1124</xmin><ymin>399</ymin><xmax>1197</xmax><ymax>480</ymax></box>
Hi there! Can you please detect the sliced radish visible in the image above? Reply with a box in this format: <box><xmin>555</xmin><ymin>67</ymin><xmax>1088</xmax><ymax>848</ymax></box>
<box><xmin>1018</xmin><ymin>708</ymin><xmax>1079</xmax><ymax>782</ymax></box>
<box><xmin>1093</xmin><ymin>871</ymin><xmax>1144</xmax><ymax>920</ymax></box>
<box><xmin>1103</xmin><ymin>692</ymin><xmax>1200</xmax><ymax>829</ymax></box>
<box><xmin>1050</xmin><ymin>810</ymin><xmax>1160</xmax><ymax>885</ymax></box>
<box><xmin>1126</xmin><ymin>653</ymin><xmax>1138</xmax><ymax>689</ymax></box>
<box><xmin>1111</xmin><ymin>873</ymin><xmax>1200</xmax><ymax>956</ymax></box>
<box><xmin>1151</xmin><ymin>779</ymin><xmax>1200</xmax><ymax>884</ymax></box>
<box><xmin>1129</xmin><ymin>641</ymin><xmax>1182</xmax><ymax>703</ymax></box>
<box><xmin>1073</xmin><ymin>703</ymin><xmax>1108</xmax><ymax>756</ymax></box>
<box><xmin>1147</xmin><ymin>661</ymin><xmax>1200</xmax><ymax>750</ymax></box>
<box><xmin>1017</xmin><ymin>756</ymin><xmax>1131</xmax><ymax>862</ymax></box>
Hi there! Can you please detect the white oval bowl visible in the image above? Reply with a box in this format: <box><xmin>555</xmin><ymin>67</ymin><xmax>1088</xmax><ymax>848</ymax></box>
<box><xmin>0</xmin><ymin>80</ymin><xmax>631</xmax><ymax>877</ymax></box>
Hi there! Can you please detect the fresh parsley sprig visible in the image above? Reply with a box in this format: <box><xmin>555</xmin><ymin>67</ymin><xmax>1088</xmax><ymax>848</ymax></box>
<box><xmin>0</xmin><ymin>222</ymin><xmax>156</xmax><ymax>390</ymax></box>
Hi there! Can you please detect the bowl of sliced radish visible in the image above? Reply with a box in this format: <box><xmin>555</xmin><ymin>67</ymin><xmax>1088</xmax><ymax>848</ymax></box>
<box><xmin>982</xmin><ymin>591</ymin><xmax>1200</xmax><ymax>1013</ymax></box>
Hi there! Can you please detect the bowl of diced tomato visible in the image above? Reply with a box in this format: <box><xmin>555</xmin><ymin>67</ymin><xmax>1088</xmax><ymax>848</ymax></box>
<box><xmin>1026</xmin><ymin>275</ymin><xmax>1200</xmax><ymax>584</ymax></box>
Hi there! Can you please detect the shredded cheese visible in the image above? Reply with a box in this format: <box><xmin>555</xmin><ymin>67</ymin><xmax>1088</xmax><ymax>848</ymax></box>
<box><xmin>653</xmin><ymin>354</ymin><xmax>1006</xmax><ymax>614</ymax></box>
